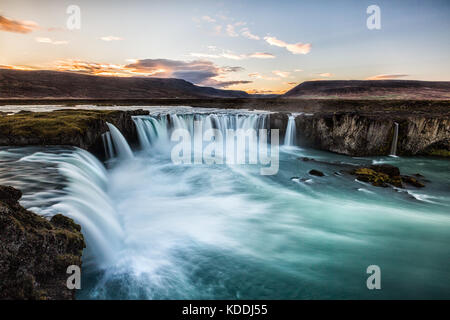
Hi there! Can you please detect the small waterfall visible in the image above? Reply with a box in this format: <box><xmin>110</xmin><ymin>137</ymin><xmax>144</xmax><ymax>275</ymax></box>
<box><xmin>106</xmin><ymin>122</ymin><xmax>134</xmax><ymax>159</ymax></box>
<box><xmin>390</xmin><ymin>122</ymin><xmax>399</xmax><ymax>156</ymax></box>
<box><xmin>101</xmin><ymin>131</ymin><xmax>114</xmax><ymax>159</ymax></box>
<box><xmin>284</xmin><ymin>115</ymin><xmax>296</xmax><ymax>146</ymax></box>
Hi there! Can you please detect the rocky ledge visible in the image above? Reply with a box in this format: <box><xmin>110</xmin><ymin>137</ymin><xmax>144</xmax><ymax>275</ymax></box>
<box><xmin>271</xmin><ymin>111</ymin><xmax>450</xmax><ymax>157</ymax></box>
<box><xmin>0</xmin><ymin>109</ymin><xmax>149</xmax><ymax>158</ymax></box>
<box><xmin>0</xmin><ymin>185</ymin><xmax>85</xmax><ymax>300</ymax></box>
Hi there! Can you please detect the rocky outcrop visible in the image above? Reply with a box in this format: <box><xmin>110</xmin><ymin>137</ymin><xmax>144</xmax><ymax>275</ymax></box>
<box><xmin>292</xmin><ymin>113</ymin><xmax>450</xmax><ymax>157</ymax></box>
<box><xmin>0</xmin><ymin>109</ymin><xmax>149</xmax><ymax>158</ymax></box>
<box><xmin>351</xmin><ymin>164</ymin><xmax>426</xmax><ymax>188</ymax></box>
<box><xmin>0</xmin><ymin>186</ymin><xmax>85</xmax><ymax>300</ymax></box>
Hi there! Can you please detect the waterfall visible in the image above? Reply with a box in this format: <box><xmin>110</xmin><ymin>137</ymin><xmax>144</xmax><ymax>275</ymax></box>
<box><xmin>106</xmin><ymin>122</ymin><xmax>134</xmax><ymax>159</ymax></box>
<box><xmin>284</xmin><ymin>115</ymin><xmax>296</xmax><ymax>146</ymax></box>
<box><xmin>133</xmin><ymin>113</ymin><xmax>269</xmax><ymax>153</ymax></box>
<box><xmin>20</xmin><ymin>148</ymin><xmax>123</xmax><ymax>268</ymax></box>
<box><xmin>390</xmin><ymin>122</ymin><xmax>399</xmax><ymax>156</ymax></box>
<box><xmin>102</xmin><ymin>131</ymin><xmax>114</xmax><ymax>159</ymax></box>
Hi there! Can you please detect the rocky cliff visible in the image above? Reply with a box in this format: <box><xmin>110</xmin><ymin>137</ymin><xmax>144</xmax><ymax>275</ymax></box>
<box><xmin>291</xmin><ymin>113</ymin><xmax>450</xmax><ymax>156</ymax></box>
<box><xmin>0</xmin><ymin>109</ymin><xmax>149</xmax><ymax>158</ymax></box>
<box><xmin>0</xmin><ymin>185</ymin><xmax>85</xmax><ymax>300</ymax></box>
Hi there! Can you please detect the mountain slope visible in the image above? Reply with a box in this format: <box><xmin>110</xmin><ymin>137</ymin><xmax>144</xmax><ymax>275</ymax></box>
<box><xmin>282</xmin><ymin>80</ymin><xmax>450</xmax><ymax>100</ymax></box>
<box><xmin>0</xmin><ymin>69</ymin><xmax>249</xmax><ymax>99</ymax></box>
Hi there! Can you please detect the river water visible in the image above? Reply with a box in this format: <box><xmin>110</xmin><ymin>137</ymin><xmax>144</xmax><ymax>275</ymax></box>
<box><xmin>0</xmin><ymin>106</ymin><xmax>449</xmax><ymax>299</ymax></box>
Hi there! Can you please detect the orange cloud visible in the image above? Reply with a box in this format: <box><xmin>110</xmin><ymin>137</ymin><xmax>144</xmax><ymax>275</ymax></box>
<box><xmin>0</xmin><ymin>15</ymin><xmax>39</xmax><ymax>34</ymax></box>
<box><xmin>366</xmin><ymin>74</ymin><xmax>409</xmax><ymax>80</ymax></box>
<box><xmin>319</xmin><ymin>72</ymin><xmax>333</xmax><ymax>77</ymax></box>
<box><xmin>0</xmin><ymin>64</ymin><xmax>36</xmax><ymax>71</ymax></box>
<box><xmin>264</xmin><ymin>36</ymin><xmax>311</xmax><ymax>54</ymax></box>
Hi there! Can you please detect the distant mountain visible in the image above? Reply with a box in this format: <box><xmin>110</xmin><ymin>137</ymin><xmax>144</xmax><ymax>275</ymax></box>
<box><xmin>282</xmin><ymin>80</ymin><xmax>450</xmax><ymax>100</ymax></box>
<box><xmin>0</xmin><ymin>69</ymin><xmax>249</xmax><ymax>99</ymax></box>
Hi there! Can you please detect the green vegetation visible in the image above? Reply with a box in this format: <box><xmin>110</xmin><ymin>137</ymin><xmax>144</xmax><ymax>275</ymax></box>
<box><xmin>0</xmin><ymin>110</ymin><xmax>120</xmax><ymax>140</ymax></box>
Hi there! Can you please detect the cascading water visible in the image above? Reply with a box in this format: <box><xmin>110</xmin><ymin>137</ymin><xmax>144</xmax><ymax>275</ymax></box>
<box><xmin>101</xmin><ymin>131</ymin><xmax>114</xmax><ymax>159</ymax></box>
<box><xmin>284</xmin><ymin>115</ymin><xmax>296</xmax><ymax>146</ymax></box>
<box><xmin>390</xmin><ymin>122</ymin><xmax>399</xmax><ymax>156</ymax></box>
<box><xmin>20</xmin><ymin>149</ymin><xmax>123</xmax><ymax>268</ymax></box>
<box><xmin>132</xmin><ymin>112</ymin><xmax>269</xmax><ymax>158</ymax></box>
<box><xmin>106</xmin><ymin>122</ymin><xmax>134</xmax><ymax>159</ymax></box>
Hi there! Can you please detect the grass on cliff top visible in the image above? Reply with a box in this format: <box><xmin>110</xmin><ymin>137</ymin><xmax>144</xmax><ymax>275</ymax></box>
<box><xmin>0</xmin><ymin>110</ymin><xmax>121</xmax><ymax>138</ymax></box>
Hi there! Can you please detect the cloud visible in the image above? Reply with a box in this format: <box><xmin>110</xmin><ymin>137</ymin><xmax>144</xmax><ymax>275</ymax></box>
<box><xmin>100</xmin><ymin>36</ymin><xmax>123</xmax><ymax>41</ymax></box>
<box><xmin>226</xmin><ymin>24</ymin><xmax>238</xmax><ymax>37</ymax></box>
<box><xmin>294</xmin><ymin>69</ymin><xmax>303</xmax><ymax>72</ymax></box>
<box><xmin>264</xmin><ymin>36</ymin><xmax>311</xmax><ymax>55</ymax></box>
<box><xmin>248</xmin><ymin>72</ymin><xmax>279</xmax><ymax>81</ymax></box>
<box><xmin>202</xmin><ymin>15</ymin><xmax>216</xmax><ymax>23</ymax></box>
<box><xmin>366</xmin><ymin>74</ymin><xmax>409</xmax><ymax>80</ymax></box>
<box><xmin>191</xmin><ymin>51</ymin><xmax>275</xmax><ymax>60</ymax></box>
<box><xmin>245</xmin><ymin>88</ymin><xmax>284</xmax><ymax>94</ymax></box>
<box><xmin>0</xmin><ymin>15</ymin><xmax>39</xmax><ymax>34</ymax></box>
<box><xmin>14</xmin><ymin>57</ymin><xmax>247</xmax><ymax>88</ymax></box>
<box><xmin>35</xmin><ymin>37</ymin><xmax>68</xmax><ymax>45</ymax></box>
<box><xmin>213</xmin><ymin>80</ymin><xmax>252</xmax><ymax>88</ymax></box>
<box><xmin>318</xmin><ymin>72</ymin><xmax>333</xmax><ymax>77</ymax></box>
<box><xmin>272</xmin><ymin>70</ymin><xmax>291</xmax><ymax>78</ymax></box>
<box><xmin>248</xmin><ymin>52</ymin><xmax>275</xmax><ymax>59</ymax></box>
<box><xmin>241</xmin><ymin>27</ymin><xmax>260</xmax><ymax>40</ymax></box>
<box><xmin>125</xmin><ymin>58</ymin><xmax>245</xmax><ymax>87</ymax></box>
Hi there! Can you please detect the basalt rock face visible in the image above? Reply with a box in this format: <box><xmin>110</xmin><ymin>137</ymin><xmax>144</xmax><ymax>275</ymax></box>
<box><xmin>0</xmin><ymin>109</ymin><xmax>149</xmax><ymax>158</ymax></box>
<box><xmin>0</xmin><ymin>185</ymin><xmax>85</xmax><ymax>300</ymax></box>
<box><xmin>292</xmin><ymin>113</ymin><xmax>450</xmax><ymax>157</ymax></box>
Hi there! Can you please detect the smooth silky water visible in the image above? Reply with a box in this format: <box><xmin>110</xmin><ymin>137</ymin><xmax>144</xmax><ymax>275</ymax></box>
<box><xmin>0</xmin><ymin>107</ymin><xmax>449</xmax><ymax>299</ymax></box>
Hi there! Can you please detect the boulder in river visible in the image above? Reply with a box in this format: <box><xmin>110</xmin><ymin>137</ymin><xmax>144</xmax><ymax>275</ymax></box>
<box><xmin>309</xmin><ymin>169</ymin><xmax>325</xmax><ymax>177</ymax></box>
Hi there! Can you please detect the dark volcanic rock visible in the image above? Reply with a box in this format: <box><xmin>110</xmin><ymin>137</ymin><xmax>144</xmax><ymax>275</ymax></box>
<box><xmin>369</xmin><ymin>164</ymin><xmax>400</xmax><ymax>177</ymax></box>
<box><xmin>401</xmin><ymin>175</ymin><xmax>425</xmax><ymax>188</ymax></box>
<box><xmin>0</xmin><ymin>185</ymin><xmax>85</xmax><ymax>300</ymax></box>
<box><xmin>309</xmin><ymin>169</ymin><xmax>325</xmax><ymax>177</ymax></box>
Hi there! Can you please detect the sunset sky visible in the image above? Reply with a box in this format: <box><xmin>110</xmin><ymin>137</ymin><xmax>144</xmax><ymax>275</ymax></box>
<box><xmin>1</xmin><ymin>0</ymin><xmax>449</xmax><ymax>94</ymax></box>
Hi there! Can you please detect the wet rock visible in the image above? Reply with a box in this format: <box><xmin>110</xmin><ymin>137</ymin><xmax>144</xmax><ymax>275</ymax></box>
<box><xmin>0</xmin><ymin>186</ymin><xmax>22</xmax><ymax>205</ymax></box>
<box><xmin>352</xmin><ymin>165</ymin><xmax>427</xmax><ymax>189</ymax></box>
<box><xmin>402</xmin><ymin>175</ymin><xmax>425</xmax><ymax>188</ymax></box>
<box><xmin>309</xmin><ymin>169</ymin><xmax>325</xmax><ymax>177</ymax></box>
<box><xmin>0</xmin><ymin>185</ymin><xmax>85</xmax><ymax>300</ymax></box>
<box><xmin>369</xmin><ymin>164</ymin><xmax>400</xmax><ymax>177</ymax></box>
<box><xmin>352</xmin><ymin>167</ymin><xmax>403</xmax><ymax>188</ymax></box>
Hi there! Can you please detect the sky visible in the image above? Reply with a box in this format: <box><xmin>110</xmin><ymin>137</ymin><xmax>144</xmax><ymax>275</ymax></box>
<box><xmin>0</xmin><ymin>0</ymin><xmax>449</xmax><ymax>94</ymax></box>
